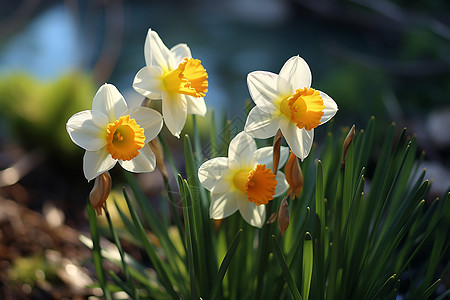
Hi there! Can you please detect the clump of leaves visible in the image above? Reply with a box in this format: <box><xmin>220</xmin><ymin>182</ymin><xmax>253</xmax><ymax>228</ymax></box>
<box><xmin>83</xmin><ymin>116</ymin><xmax>449</xmax><ymax>300</ymax></box>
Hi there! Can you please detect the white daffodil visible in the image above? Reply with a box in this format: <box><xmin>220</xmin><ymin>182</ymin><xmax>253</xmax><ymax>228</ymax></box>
<box><xmin>198</xmin><ymin>132</ymin><xmax>289</xmax><ymax>228</ymax></box>
<box><xmin>133</xmin><ymin>29</ymin><xmax>208</xmax><ymax>138</ymax></box>
<box><xmin>66</xmin><ymin>84</ymin><xmax>163</xmax><ymax>181</ymax></box>
<box><xmin>244</xmin><ymin>56</ymin><xmax>338</xmax><ymax>160</ymax></box>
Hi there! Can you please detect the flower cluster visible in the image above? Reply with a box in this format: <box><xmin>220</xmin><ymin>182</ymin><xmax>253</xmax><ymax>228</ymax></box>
<box><xmin>66</xmin><ymin>29</ymin><xmax>338</xmax><ymax>226</ymax></box>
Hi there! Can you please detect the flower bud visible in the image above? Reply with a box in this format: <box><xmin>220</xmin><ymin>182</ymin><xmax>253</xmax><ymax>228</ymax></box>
<box><xmin>89</xmin><ymin>171</ymin><xmax>112</xmax><ymax>216</ymax></box>
<box><xmin>272</xmin><ymin>129</ymin><xmax>283</xmax><ymax>175</ymax></box>
<box><xmin>341</xmin><ymin>125</ymin><xmax>355</xmax><ymax>169</ymax></box>
<box><xmin>278</xmin><ymin>197</ymin><xmax>289</xmax><ymax>236</ymax></box>
<box><xmin>285</xmin><ymin>151</ymin><xmax>303</xmax><ymax>199</ymax></box>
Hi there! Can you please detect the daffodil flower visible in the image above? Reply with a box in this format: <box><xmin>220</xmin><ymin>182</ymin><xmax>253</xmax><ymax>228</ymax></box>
<box><xmin>133</xmin><ymin>29</ymin><xmax>208</xmax><ymax>138</ymax></box>
<box><xmin>244</xmin><ymin>56</ymin><xmax>338</xmax><ymax>160</ymax></box>
<box><xmin>198</xmin><ymin>132</ymin><xmax>289</xmax><ymax>228</ymax></box>
<box><xmin>66</xmin><ymin>84</ymin><xmax>163</xmax><ymax>181</ymax></box>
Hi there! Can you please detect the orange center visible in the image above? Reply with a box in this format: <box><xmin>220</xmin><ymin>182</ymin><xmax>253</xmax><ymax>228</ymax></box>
<box><xmin>105</xmin><ymin>115</ymin><xmax>145</xmax><ymax>161</ymax></box>
<box><xmin>280</xmin><ymin>87</ymin><xmax>325</xmax><ymax>131</ymax></box>
<box><xmin>162</xmin><ymin>58</ymin><xmax>208</xmax><ymax>97</ymax></box>
<box><xmin>233</xmin><ymin>164</ymin><xmax>277</xmax><ymax>206</ymax></box>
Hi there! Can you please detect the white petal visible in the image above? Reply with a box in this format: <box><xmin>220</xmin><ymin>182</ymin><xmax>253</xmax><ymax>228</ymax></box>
<box><xmin>169</xmin><ymin>43</ymin><xmax>192</xmax><ymax>69</ymax></box>
<box><xmin>280</xmin><ymin>121</ymin><xmax>314</xmax><ymax>161</ymax></box>
<box><xmin>119</xmin><ymin>144</ymin><xmax>156</xmax><ymax>173</ymax></box>
<box><xmin>66</xmin><ymin>110</ymin><xmax>108</xmax><ymax>151</ymax></box>
<box><xmin>210</xmin><ymin>180</ymin><xmax>231</xmax><ymax>194</ymax></box>
<box><xmin>274</xmin><ymin>172</ymin><xmax>289</xmax><ymax>197</ymax></box>
<box><xmin>161</xmin><ymin>92</ymin><xmax>187</xmax><ymax>138</ymax></box>
<box><xmin>228</xmin><ymin>132</ymin><xmax>256</xmax><ymax>166</ymax></box>
<box><xmin>210</xmin><ymin>192</ymin><xmax>239</xmax><ymax>219</ymax></box>
<box><xmin>279</xmin><ymin>56</ymin><xmax>312</xmax><ymax>90</ymax></box>
<box><xmin>133</xmin><ymin>66</ymin><xmax>164</xmax><ymax>100</ymax></box>
<box><xmin>185</xmin><ymin>95</ymin><xmax>207</xmax><ymax>116</ymax></box>
<box><xmin>92</xmin><ymin>84</ymin><xmax>128</xmax><ymax>122</ymax></box>
<box><xmin>244</xmin><ymin>106</ymin><xmax>280</xmax><ymax>139</ymax></box>
<box><xmin>198</xmin><ymin>157</ymin><xmax>229</xmax><ymax>191</ymax></box>
<box><xmin>253</xmin><ymin>146</ymin><xmax>289</xmax><ymax>170</ymax></box>
<box><xmin>125</xmin><ymin>107</ymin><xmax>163</xmax><ymax>142</ymax></box>
<box><xmin>319</xmin><ymin>91</ymin><xmax>338</xmax><ymax>124</ymax></box>
<box><xmin>144</xmin><ymin>29</ymin><xmax>171</xmax><ymax>71</ymax></box>
<box><xmin>83</xmin><ymin>148</ymin><xmax>116</xmax><ymax>181</ymax></box>
<box><xmin>277</xmin><ymin>76</ymin><xmax>292</xmax><ymax>95</ymax></box>
<box><xmin>238</xmin><ymin>198</ymin><xmax>266</xmax><ymax>228</ymax></box>
<box><xmin>247</xmin><ymin>71</ymin><xmax>280</xmax><ymax>114</ymax></box>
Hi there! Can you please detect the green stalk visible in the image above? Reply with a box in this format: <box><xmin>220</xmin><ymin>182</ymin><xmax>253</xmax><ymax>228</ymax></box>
<box><xmin>302</xmin><ymin>233</ymin><xmax>313</xmax><ymax>300</ymax></box>
<box><xmin>86</xmin><ymin>201</ymin><xmax>112</xmax><ymax>300</ymax></box>
<box><xmin>178</xmin><ymin>176</ymin><xmax>199</xmax><ymax>299</ymax></box>
<box><xmin>122</xmin><ymin>188</ymin><xmax>179</xmax><ymax>299</ymax></box>
<box><xmin>104</xmin><ymin>204</ymin><xmax>138</xmax><ymax>299</ymax></box>
<box><xmin>272</xmin><ymin>235</ymin><xmax>302</xmax><ymax>300</ymax></box>
<box><xmin>254</xmin><ymin>201</ymin><xmax>273</xmax><ymax>300</ymax></box>
<box><xmin>210</xmin><ymin>229</ymin><xmax>243</xmax><ymax>300</ymax></box>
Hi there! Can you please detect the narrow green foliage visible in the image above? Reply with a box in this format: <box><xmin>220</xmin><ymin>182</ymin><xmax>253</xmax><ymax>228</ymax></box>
<box><xmin>302</xmin><ymin>233</ymin><xmax>313</xmax><ymax>300</ymax></box>
<box><xmin>177</xmin><ymin>175</ymin><xmax>199</xmax><ymax>299</ymax></box>
<box><xmin>272</xmin><ymin>235</ymin><xmax>302</xmax><ymax>300</ymax></box>
<box><xmin>104</xmin><ymin>205</ymin><xmax>138</xmax><ymax>299</ymax></box>
<box><xmin>87</xmin><ymin>202</ymin><xmax>112</xmax><ymax>300</ymax></box>
<box><xmin>254</xmin><ymin>201</ymin><xmax>274</xmax><ymax>300</ymax></box>
<box><xmin>85</xmin><ymin>117</ymin><xmax>449</xmax><ymax>300</ymax></box>
<box><xmin>315</xmin><ymin>161</ymin><xmax>325</xmax><ymax>232</ymax></box>
<box><xmin>210</xmin><ymin>229</ymin><xmax>243</xmax><ymax>300</ymax></box>
<box><xmin>122</xmin><ymin>188</ymin><xmax>179</xmax><ymax>299</ymax></box>
<box><xmin>183</xmin><ymin>134</ymin><xmax>216</xmax><ymax>296</ymax></box>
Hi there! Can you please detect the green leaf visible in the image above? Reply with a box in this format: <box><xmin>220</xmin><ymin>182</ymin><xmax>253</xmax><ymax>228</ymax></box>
<box><xmin>302</xmin><ymin>233</ymin><xmax>313</xmax><ymax>300</ymax></box>
<box><xmin>210</xmin><ymin>229</ymin><xmax>243</xmax><ymax>300</ymax></box>
<box><xmin>183</xmin><ymin>134</ymin><xmax>215</xmax><ymax>296</ymax></box>
<box><xmin>122</xmin><ymin>188</ymin><xmax>179</xmax><ymax>299</ymax></box>
<box><xmin>272</xmin><ymin>235</ymin><xmax>302</xmax><ymax>300</ymax></box>
<box><xmin>315</xmin><ymin>161</ymin><xmax>325</xmax><ymax>233</ymax></box>
<box><xmin>177</xmin><ymin>175</ymin><xmax>199</xmax><ymax>299</ymax></box>
<box><xmin>104</xmin><ymin>204</ymin><xmax>138</xmax><ymax>299</ymax></box>
<box><xmin>86</xmin><ymin>200</ymin><xmax>112</xmax><ymax>300</ymax></box>
<box><xmin>417</xmin><ymin>279</ymin><xmax>442</xmax><ymax>300</ymax></box>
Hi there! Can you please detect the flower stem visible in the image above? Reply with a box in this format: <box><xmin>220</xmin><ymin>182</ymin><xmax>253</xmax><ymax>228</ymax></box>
<box><xmin>254</xmin><ymin>201</ymin><xmax>273</xmax><ymax>300</ymax></box>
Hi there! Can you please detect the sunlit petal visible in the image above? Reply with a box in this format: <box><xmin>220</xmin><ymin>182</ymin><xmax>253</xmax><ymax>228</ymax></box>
<box><xmin>244</xmin><ymin>106</ymin><xmax>280</xmax><ymax>139</ymax></box>
<box><xmin>198</xmin><ymin>157</ymin><xmax>229</xmax><ymax>191</ymax></box>
<box><xmin>185</xmin><ymin>95</ymin><xmax>207</xmax><ymax>116</ymax></box>
<box><xmin>238</xmin><ymin>198</ymin><xmax>266</xmax><ymax>228</ymax></box>
<box><xmin>280</xmin><ymin>121</ymin><xmax>314</xmax><ymax>161</ymax></box>
<box><xmin>144</xmin><ymin>29</ymin><xmax>171</xmax><ymax>71</ymax></box>
<box><xmin>274</xmin><ymin>172</ymin><xmax>289</xmax><ymax>197</ymax></box>
<box><xmin>253</xmin><ymin>146</ymin><xmax>289</xmax><ymax>170</ymax></box>
<box><xmin>228</xmin><ymin>132</ymin><xmax>256</xmax><ymax>166</ymax></box>
<box><xmin>279</xmin><ymin>55</ymin><xmax>312</xmax><ymax>90</ymax></box>
<box><xmin>161</xmin><ymin>92</ymin><xmax>187</xmax><ymax>138</ymax></box>
<box><xmin>125</xmin><ymin>107</ymin><xmax>163</xmax><ymax>142</ymax></box>
<box><xmin>247</xmin><ymin>71</ymin><xmax>279</xmax><ymax>114</ymax></box>
<box><xmin>66</xmin><ymin>110</ymin><xmax>108</xmax><ymax>151</ymax></box>
<box><xmin>133</xmin><ymin>66</ymin><xmax>164</xmax><ymax>100</ymax></box>
<box><xmin>210</xmin><ymin>192</ymin><xmax>239</xmax><ymax>219</ymax></box>
<box><xmin>319</xmin><ymin>91</ymin><xmax>338</xmax><ymax>124</ymax></box>
<box><xmin>92</xmin><ymin>84</ymin><xmax>128</xmax><ymax>122</ymax></box>
<box><xmin>169</xmin><ymin>43</ymin><xmax>192</xmax><ymax>68</ymax></box>
<box><xmin>83</xmin><ymin>148</ymin><xmax>116</xmax><ymax>182</ymax></box>
<box><xmin>119</xmin><ymin>144</ymin><xmax>156</xmax><ymax>173</ymax></box>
